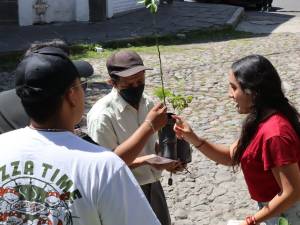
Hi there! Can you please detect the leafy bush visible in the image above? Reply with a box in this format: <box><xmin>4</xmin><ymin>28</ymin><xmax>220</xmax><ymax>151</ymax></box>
<box><xmin>154</xmin><ymin>87</ymin><xmax>193</xmax><ymax>113</ymax></box>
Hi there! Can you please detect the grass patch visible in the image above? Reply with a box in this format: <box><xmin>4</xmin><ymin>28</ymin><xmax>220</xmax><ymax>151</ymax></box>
<box><xmin>70</xmin><ymin>44</ymin><xmax>110</xmax><ymax>60</ymax></box>
<box><xmin>0</xmin><ymin>52</ymin><xmax>23</xmax><ymax>72</ymax></box>
<box><xmin>102</xmin><ymin>28</ymin><xmax>254</xmax><ymax>49</ymax></box>
<box><xmin>70</xmin><ymin>42</ymin><xmax>182</xmax><ymax>58</ymax></box>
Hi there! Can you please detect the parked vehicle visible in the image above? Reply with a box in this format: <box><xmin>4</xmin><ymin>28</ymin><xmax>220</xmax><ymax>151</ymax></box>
<box><xmin>197</xmin><ymin>0</ymin><xmax>273</xmax><ymax>11</ymax></box>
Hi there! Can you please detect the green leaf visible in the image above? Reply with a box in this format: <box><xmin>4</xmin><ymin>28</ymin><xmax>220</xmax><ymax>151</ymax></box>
<box><xmin>145</xmin><ymin>0</ymin><xmax>152</xmax><ymax>6</ymax></box>
<box><xmin>149</xmin><ymin>4</ymin><xmax>158</xmax><ymax>14</ymax></box>
<box><xmin>153</xmin><ymin>87</ymin><xmax>172</xmax><ymax>101</ymax></box>
<box><xmin>151</xmin><ymin>0</ymin><xmax>158</xmax><ymax>5</ymax></box>
<box><xmin>278</xmin><ymin>217</ymin><xmax>289</xmax><ymax>225</ymax></box>
<box><xmin>138</xmin><ymin>0</ymin><xmax>158</xmax><ymax>14</ymax></box>
<box><xmin>186</xmin><ymin>96</ymin><xmax>193</xmax><ymax>103</ymax></box>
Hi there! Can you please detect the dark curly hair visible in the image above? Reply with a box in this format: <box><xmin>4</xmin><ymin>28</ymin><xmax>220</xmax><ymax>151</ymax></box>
<box><xmin>231</xmin><ymin>55</ymin><xmax>300</xmax><ymax>166</ymax></box>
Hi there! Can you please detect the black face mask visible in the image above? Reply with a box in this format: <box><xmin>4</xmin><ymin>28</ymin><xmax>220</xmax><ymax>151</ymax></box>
<box><xmin>119</xmin><ymin>84</ymin><xmax>145</xmax><ymax>106</ymax></box>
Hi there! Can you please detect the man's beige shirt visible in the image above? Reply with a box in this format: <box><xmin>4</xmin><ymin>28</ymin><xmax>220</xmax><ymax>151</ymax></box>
<box><xmin>87</xmin><ymin>88</ymin><xmax>161</xmax><ymax>185</ymax></box>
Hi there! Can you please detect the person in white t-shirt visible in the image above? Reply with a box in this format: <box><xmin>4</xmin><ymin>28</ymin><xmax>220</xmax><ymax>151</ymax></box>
<box><xmin>0</xmin><ymin>46</ymin><xmax>163</xmax><ymax>225</ymax></box>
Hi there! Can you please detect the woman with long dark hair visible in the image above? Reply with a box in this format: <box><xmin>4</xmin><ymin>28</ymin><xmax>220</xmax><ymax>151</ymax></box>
<box><xmin>173</xmin><ymin>55</ymin><xmax>300</xmax><ymax>225</ymax></box>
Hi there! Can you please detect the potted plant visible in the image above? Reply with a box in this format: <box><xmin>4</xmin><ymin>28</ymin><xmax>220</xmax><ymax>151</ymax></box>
<box><xmin>154</xmin><ymin>87</ymin><xmax>193</xmax><ymax>163</ymax></box>
<box><xmin>138</xmin><ymin>0</ymin><xmax>193</xmax><ymax>164</ymax></box>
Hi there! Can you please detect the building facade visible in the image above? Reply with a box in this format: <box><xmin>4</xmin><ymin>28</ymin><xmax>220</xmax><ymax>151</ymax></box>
<box><xmin>0</xmin><ymin>0</ymin><xmax>143</xmax><ymax>26</ymax></box>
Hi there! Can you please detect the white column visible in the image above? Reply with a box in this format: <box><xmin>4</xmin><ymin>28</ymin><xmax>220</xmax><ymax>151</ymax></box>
<box><xmin>75</xmin><ymin>0</ymin><xmax>89</xmax><ymax>21</ymax></box>
<box><xmin>106</xmin><ymin>0</ymin><xmax>113</xmax><ymax>18</ymax></box>
<box><xmin>18</xmin><ymin>0</ymin><xmax>35</xmax><ymax>26</ymax></box>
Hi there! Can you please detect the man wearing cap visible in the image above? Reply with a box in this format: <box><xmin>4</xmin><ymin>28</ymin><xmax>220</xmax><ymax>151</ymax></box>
<box><xmin>0</xmin><ymin>47</ymin><xmax>163</xmax><ymax>225</ymax></box>
<box><xmin>87</xmin><ymin>50</ymin><xmax>174</xmax><ymax>225</ymax></box>
<box><xmin>0</xmin><ymin>60</ymin><xmax>92</xmax><ymax>134</ymax></box>
<box><xmin>0</xmin><ymin>39</ymin><xmax>93</xmax><ymax>134</ymax></box>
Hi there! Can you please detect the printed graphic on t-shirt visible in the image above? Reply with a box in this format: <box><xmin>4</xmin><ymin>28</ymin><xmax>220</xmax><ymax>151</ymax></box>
<box><xmin>0</xmin><ymin>160</ymin><xmax>82</xmax><ymax>225</ymax></box>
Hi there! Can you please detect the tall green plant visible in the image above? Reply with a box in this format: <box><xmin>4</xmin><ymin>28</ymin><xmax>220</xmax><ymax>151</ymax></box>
<box><xmin>138</xmin><ymin>0</ymin><xmax>166</xmax><ymax>105</ymax></box>
<box><xmin>138</xmin><ymin>0</ymin><xmax>193</xmax><ymax>112</ymax></box>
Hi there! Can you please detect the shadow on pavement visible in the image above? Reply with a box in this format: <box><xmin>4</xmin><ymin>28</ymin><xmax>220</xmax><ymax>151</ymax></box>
<box><xmin>236</xmin><ymin>10</ymin><xmax>296</xmax><ymax>34</ymax></box>
<box><xmin>196</xmin><ymin>0</ymin><xmax>297</xmax><ymax>35</ymax></box>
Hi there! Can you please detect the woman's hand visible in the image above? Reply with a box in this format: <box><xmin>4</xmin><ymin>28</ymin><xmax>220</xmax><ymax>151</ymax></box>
<box><xmin>172</xmin><ymin>115</ymin><xmax>233</xmax><ymax>165</ymax></box>
<box><xmin>172</xmin><ymin>115</ymin><xmax>198</xmax><ymax>145</ymax></box>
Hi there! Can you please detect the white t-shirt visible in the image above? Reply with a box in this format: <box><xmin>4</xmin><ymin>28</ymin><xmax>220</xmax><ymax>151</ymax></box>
<box><xmin>0</xmin><ymin>127</ymin><xmax>161</xmax><ymax>225</ymax></box>
<box><xmin>87</xmin><ymin>88</ymin><xmax>161</xmax><ymax>185</ymax></box>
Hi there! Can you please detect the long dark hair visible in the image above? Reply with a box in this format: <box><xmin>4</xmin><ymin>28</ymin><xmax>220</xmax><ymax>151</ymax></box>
<box><xmin>232</xmin><ymin>55</ymin><xmax>300</xmax><ymax>166</ymax></box>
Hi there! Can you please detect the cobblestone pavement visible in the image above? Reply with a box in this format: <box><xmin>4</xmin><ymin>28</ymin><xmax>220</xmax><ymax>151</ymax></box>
<box><xmin>1</xmin><ymin>32</ymin><xmax>300</xmax><ymax>224</ymax></box>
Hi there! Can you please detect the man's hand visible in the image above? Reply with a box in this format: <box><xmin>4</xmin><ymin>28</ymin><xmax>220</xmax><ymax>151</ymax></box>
<box><xmin>145</xmin><ymin>103</ymin><xmax>167</xmax><ymax>132</ymax></box>
<box><xmin>148</xmin><ymin>160</ymin><xmax>181</xmax><ymax>171</ymax></box>
<box><xmin>166</xmin><ymin>162</ymin><xmax>187</xmax><ymax>173</ymax></box>
<box><xmin>143</xmin><ymin>155</ymin><xmax>182</xmax><ymax>171</ymax></box>
<box><xmin>129</xmin><ymin>156</ymin><xmax>149</xmax><ymax>169</ymax></box>
<box><xmin>129</xmin><ymin>154</ymin><xmax>187</xmax><ymax>173</ymax></box>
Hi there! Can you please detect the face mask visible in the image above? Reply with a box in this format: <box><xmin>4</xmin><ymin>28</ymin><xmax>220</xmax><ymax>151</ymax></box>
<box><xmin>119</xmin><ymin>84</ymin><xmax>145</xmax><ymax>106</ymax></box>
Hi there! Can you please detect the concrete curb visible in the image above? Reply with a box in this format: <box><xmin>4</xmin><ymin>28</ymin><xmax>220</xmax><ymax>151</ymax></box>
<box><xmin>226</xmin><ymin>7</ymin><xmax>245</xmax><ymax>28</ymax></box>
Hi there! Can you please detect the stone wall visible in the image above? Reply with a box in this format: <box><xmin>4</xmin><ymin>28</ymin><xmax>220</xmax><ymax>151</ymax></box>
<box><xmin>0</xmin><ymin>0</ymin><xmax>18</xmax><ymax>24</ymax></box>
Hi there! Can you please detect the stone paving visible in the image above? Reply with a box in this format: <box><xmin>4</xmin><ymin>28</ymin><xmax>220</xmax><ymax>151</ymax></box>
<box><xmin>1</xmin><ymin>32</ymin><xmax>300</xmax><ymax>224</ymax></box>
<box><xmin>236</xmin><ymin>11</ymin><xmax>300</xmax><ymax>34</ymax></box>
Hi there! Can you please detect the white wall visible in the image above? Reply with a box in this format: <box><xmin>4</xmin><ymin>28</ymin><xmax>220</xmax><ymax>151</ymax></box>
<box><xmin>112</xmin><ymin>0</ymin><xmax>144</xmax><ymax>15</ymax></box>
<box><xmin>75</xmin><ymin>0</ymin><xmax>89</xmax><ymax>21</ymax></box>
<box><xmin>18</xmin><ymin>0</ymin><xmax>89</xmax><ymax>26</ymax></box>
<box><xmin>18</xmin><ymin>0</ymin><xmax>34</xmax><ymax>26</ymax></box>
<box><xmin>42</xmin><ymin>0</ymin><xmax>75</xmax><ymax>23</ymax></box>
<box><xmin>107</xmin><ymin>0</ymin><xmax>113</xmax><ymax>18</ymax></box>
